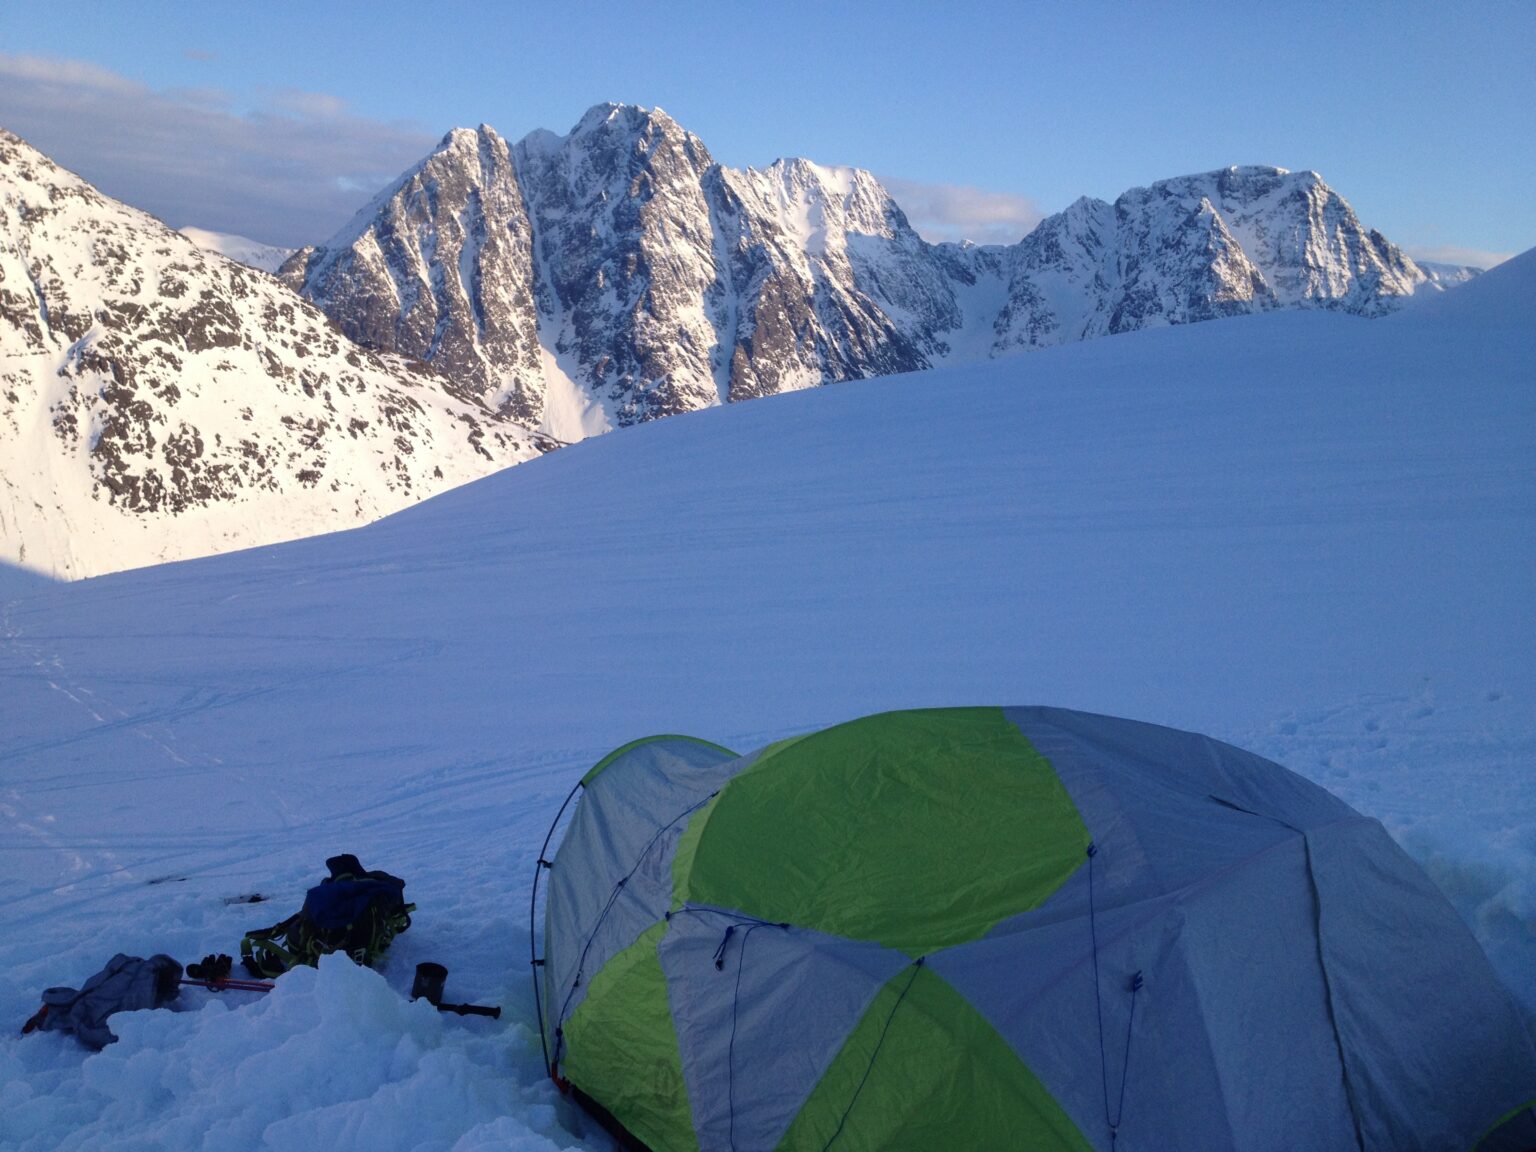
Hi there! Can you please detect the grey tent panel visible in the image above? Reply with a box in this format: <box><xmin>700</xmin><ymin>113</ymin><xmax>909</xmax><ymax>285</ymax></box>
<box><xmin>933</xmin><ymin>834</ymin><xmax>1359</xmax><ymax>1152</ymax></box>
<box><xmin>1005</xmin><ymin>706</ymin><xmax>1355</xmax><ymax>905</ymax></box>
<box><xmin>658</xmin><ymin>908</ymin><xmax>911</xmax><ymax>1152</ymax></box>
<box><xmin>1006</xmin><ymin>707</ymin><xmax>1358</xmax><ymax>833</ymax></box>
<box><xmin>1306</xmin><ymin>818</ymin><xmax>1536</xmax><ymax>1152</ymax></box>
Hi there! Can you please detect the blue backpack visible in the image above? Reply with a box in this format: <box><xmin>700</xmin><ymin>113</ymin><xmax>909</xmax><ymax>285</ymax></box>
<box><xmin>241</xmin><ymin>855</ymin><xmax>413</xmax><ymax>978</ymax></box>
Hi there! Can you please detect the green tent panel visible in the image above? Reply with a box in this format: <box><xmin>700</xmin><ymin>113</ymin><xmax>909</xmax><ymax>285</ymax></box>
<box><xmin>560</xmin><ymin>921</ymin><xmax>699</xmax><ymax>1152</ymax></box>
<box><xmin>676</xmin><ymin>707</ymin><xmax>1090</xmax><ymax>955</ymax></box>
<box><xmin>776</xmin><ymin>961</ymin><xmax>1093</xmax><ymax>1152</ymax></box>
<box><xmin>539</xmin><ymin>707</ymin><xmax>1536</xmax><ymax>1152</ymax></box>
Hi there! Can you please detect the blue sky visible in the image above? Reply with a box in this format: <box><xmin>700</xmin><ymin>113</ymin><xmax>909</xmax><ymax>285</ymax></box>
<box><xmin>0</xmin><ymin>0</ymin><xmax>1530</xmax><ymax>263</ymax></box>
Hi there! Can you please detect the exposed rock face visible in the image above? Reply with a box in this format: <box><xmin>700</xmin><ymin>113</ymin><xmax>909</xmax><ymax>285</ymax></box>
<box><xmin>714</xmin><ymin>158</ymin><xmax>937</xmax><ymax>400</ymax></box>
<box><xmin>514</xmin><ymin>105</ymin><xmax>724</xmax><ymax>425</ymax></box>
<box><xmin>0</xmin><ymin>129</ymin><xmax>543</xmax><ymax>579</ymax></box>
<box><xmin>992</xmin><ymin>167</ymin><xmax>1430</xmax><ymax>352</ymax></box>
<box><xmin>291</xmin><ymin>110</ymin><xmax>1445</xmax><ymax>438</ymax></box>
<box><xmin>280</xmin><ymin>125</ymin><xmax>544</xmax><ymax>423</ymax></box>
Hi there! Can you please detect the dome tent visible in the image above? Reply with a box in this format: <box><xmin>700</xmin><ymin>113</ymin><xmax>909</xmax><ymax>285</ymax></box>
<box><xmin>533</xmin><ymin>707</ymin><xmax>1536</xmax><ymax>1152</ymax></box>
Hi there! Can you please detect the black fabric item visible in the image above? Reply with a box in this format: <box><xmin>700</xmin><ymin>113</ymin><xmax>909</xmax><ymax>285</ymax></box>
<box><xmin>186</xmin><ymin>953</ymin><xmax>233</xmax><ymax>982</ymax></box>
<box><xmin>31</xmin><ymin>954</ymin><xmax>183</xmax><ymax>1049</ymax></box>
<box><xmin>326</xmin><ymin>854</ymin><xmax>364</xmax><ymax>880</ymax></box>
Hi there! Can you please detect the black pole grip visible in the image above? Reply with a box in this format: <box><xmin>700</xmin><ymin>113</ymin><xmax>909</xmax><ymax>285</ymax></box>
<box><xmin>438</xmin><ymin>1001</ymin><xmax>501</xmax><ymax>1019</ymax></box>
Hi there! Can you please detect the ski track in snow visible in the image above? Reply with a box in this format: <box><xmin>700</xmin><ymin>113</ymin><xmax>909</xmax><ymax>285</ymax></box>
<box><xmin>0</xmin><ymin>253</ymin><xmax>1532</xmax><ymax>1151</ymax></box>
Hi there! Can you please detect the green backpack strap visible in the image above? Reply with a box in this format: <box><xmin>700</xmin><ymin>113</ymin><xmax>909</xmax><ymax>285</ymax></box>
<box><xmin>350</xmin><ymin>900</ymin><xmax>416</xmax><ymax>967</ymax></box>
<box><xmin>240</xmin><ymin>913</ymin><xmax>304</xmax><ymax>978</ymax></box>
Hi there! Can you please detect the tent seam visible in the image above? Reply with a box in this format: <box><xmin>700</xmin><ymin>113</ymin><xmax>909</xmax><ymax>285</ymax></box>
<box><xmin>1302</xmin><ymin>830</ymin><xmax>1368</xmax><ymax>1152</ymax></box>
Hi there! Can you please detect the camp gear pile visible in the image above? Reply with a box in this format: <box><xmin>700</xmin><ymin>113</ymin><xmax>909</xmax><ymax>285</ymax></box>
<box><xmin>534</xmin><ymin>706</ymin><xmax>1536</xmax><ymax>1152</ymax></box>
<box><xmin>22</xmin><ymin>854</ymin><xmax>415</xmax><ymax>1049</ymax></box>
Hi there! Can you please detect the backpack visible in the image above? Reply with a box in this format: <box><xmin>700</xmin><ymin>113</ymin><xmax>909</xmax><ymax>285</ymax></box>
<box><xmin>241</xmin><ymin>855</ymin><xmax>413</xmax><ymax>978</ymax></box>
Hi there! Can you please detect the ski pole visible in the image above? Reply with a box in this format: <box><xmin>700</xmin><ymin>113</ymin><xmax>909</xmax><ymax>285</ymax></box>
<box><xmin>181</xmin><ymin>977</ymin><xmax>275</xmax><ymax>993</ymax></box>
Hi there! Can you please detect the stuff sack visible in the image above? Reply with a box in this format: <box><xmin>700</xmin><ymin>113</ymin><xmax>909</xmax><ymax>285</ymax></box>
<box><xmin>241</xmin><ymin>854</ymin><xmax>413</xmax><ymax>978</ymax></box>
<box><xmin>22</xmin><ymin>953</ymin><xmax>183</xmax><ymax>1049</ymax></box>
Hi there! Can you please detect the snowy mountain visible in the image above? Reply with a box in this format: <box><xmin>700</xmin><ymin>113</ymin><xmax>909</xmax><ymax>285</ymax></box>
<box><xmin>178</xmin><ymin>228</ymin><xmax>295</xmax><ymax>275</ymax></box>
<box><xmin>0</xmin><ymin>130</ymin><xmax>546</xmax><ymax>579</ymax></box>
<box><xmin>1414</xmin><ymin>259</ymin><xmax>1482</xmax><ymax>287</ymax></box>
<box><xmin>994</xmin><ymin>166</ymin><xmax>1427</xmax><ymax>351</ymax></box>
<box><xmin>289</xmin><ymin>105</ymin><xmax>1445</xmax><ymax>435</ymax></box>
<box><xmin>2</xmin><ymin>247</ymin><xmax>1531</xmax><ymax>1151</ymax></box>
<box><xmin>277</xmin><ymin>126</ymin><xmax>547</xmax><ymax>426</ymax></box>
<box><xmin>0</xmin><ymin>115</ymin><xmax>1475</xmax><ymax>579</ymax></box>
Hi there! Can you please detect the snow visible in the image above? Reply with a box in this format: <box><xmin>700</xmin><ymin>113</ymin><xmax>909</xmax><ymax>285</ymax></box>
<box><xmin>1</xmin><ymin>249</ymin><xmax>1532</xmax><ymax>1149</ymax></box>
<box><xmin>536</xmin><ymin>343</ymin><xmax>611</xmax><ymax>443</ymax></box>
<box><xmin>178</xmin><ymin>228</ymin><xmax>296</xmax><ymax>275</ymax></box>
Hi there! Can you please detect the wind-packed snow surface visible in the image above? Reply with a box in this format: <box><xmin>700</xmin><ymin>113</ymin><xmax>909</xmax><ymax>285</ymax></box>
<box><xmin>1</xmin><ymin>250</ymin><xmax>1532</xmax><ymax>1150</ymax></box>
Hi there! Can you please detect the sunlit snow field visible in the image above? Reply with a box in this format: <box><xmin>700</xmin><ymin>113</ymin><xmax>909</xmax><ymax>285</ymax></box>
<box><xmin>1</xmin><ymin>253</ymin><xmax>1532</xmax><ymax>1150</ymax></box>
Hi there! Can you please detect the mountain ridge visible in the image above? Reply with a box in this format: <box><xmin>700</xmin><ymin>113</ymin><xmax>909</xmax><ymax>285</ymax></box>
<box><xmin>0</xmin><ymin>112</ymin><xmax>1492</xmax><ymax>580</ymax></box>
<box><xmin>283</xmin><ymin>105</ymin><xmax>1450</xmax><ymax>438</ymax></box>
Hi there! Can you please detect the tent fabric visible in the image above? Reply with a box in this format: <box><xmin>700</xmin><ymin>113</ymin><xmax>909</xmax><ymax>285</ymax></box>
<box><xmin>676</xmin><ymin>708</ymin><xmax>1090</xmax><ymax>955</ymax></box>
<box><xmin>776</xmin><ymin>961</ymin><xmax>1095</xmax><ymax>1152</ymax></box>
<box><xmin>541</xmin><ymin>707</ymin><xmax>1536</xmax><ymax>1152</ymax></box>
<box><xmin>544</xmin><ymin>735</ymin><xmax>742</xmax><ymax>1037</ymax></box>
<box><xmin>657</xmin><ymin>910</ymin><xmax>910</xmax><ymax>1152</ymax></box>
<box><xmin>561</xmin><ymin>921</ymin><xmax>699</xmax><ymax>1152</ymax></box>
<box><xmin>1305</xmin><ymin>818</ymin><xmax>1536</xmax><ymax>1151</ymax></box>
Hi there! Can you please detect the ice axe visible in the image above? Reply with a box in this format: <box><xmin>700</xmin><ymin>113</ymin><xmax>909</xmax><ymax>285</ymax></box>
<box><xmin>411</xmin><ymin>962</ymin><xmax>501</xmax><ymax>1019</ymax></box>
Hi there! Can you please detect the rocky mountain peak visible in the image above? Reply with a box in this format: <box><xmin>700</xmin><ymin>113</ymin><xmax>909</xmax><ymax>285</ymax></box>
<box><xmin>279</xmin><ymin>116</ymin><xmax>544</xmax><ymax>423</ymax></box>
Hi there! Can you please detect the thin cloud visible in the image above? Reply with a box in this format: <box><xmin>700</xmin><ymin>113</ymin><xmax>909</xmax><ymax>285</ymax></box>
<box><xmin>1403</xmin><ymin>244</ymin><xmax>1512</xmax><ymax>271</ymax></box>
<box><xmin>881</xmin><ymin>176</ymin><xmax>1046</xmax><ymax>246</ymax></box>
<box><xmin>0</xmin><ymin>52</ymin><xmax>437</xmax><ymax>248</ymax></box>
<box><xmin>267</xmin><ymin>89</ymin><xmax>351</xmax><ymax>120</ymax></box>
<box><xmin>183</xmin><ymin>48</ymin><xmax>219</xmax><ymax>63</ymax></box>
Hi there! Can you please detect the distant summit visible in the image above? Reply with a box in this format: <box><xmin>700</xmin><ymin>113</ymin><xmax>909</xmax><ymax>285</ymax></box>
<box><xmin>177</xmin><ymin>227</ymin><xmax>294</xmax><ymax>274</ymax></box>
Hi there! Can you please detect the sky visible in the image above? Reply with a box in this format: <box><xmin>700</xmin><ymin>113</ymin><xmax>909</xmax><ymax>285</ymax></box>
<box><xmin>0</xmin><ymin>0</ymin><xmax>1530</xmax><ymax>264</ymax></box>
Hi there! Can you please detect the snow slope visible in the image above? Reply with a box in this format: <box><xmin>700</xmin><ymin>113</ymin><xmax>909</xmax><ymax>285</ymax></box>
<box><xmin>0</xmin><ymin>249</ymin><xmax>1532</xmax><ymax>1150</ymax></box>
<box><xmin>179</xmin><ymin>228</ymin><xmax>295</xmax><ymax>275</ymax></box>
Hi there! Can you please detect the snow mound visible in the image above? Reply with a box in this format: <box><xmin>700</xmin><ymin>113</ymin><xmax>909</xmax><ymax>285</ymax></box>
<box><xmin>1</xmin><ymin>955</ymin><xmax>586</xmax><ymax>1152</ymax></box>
<box><xmin>1390</xmin><ymin>244</ymin><xmax>1535</xmax><ymax>331</ymax></box>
